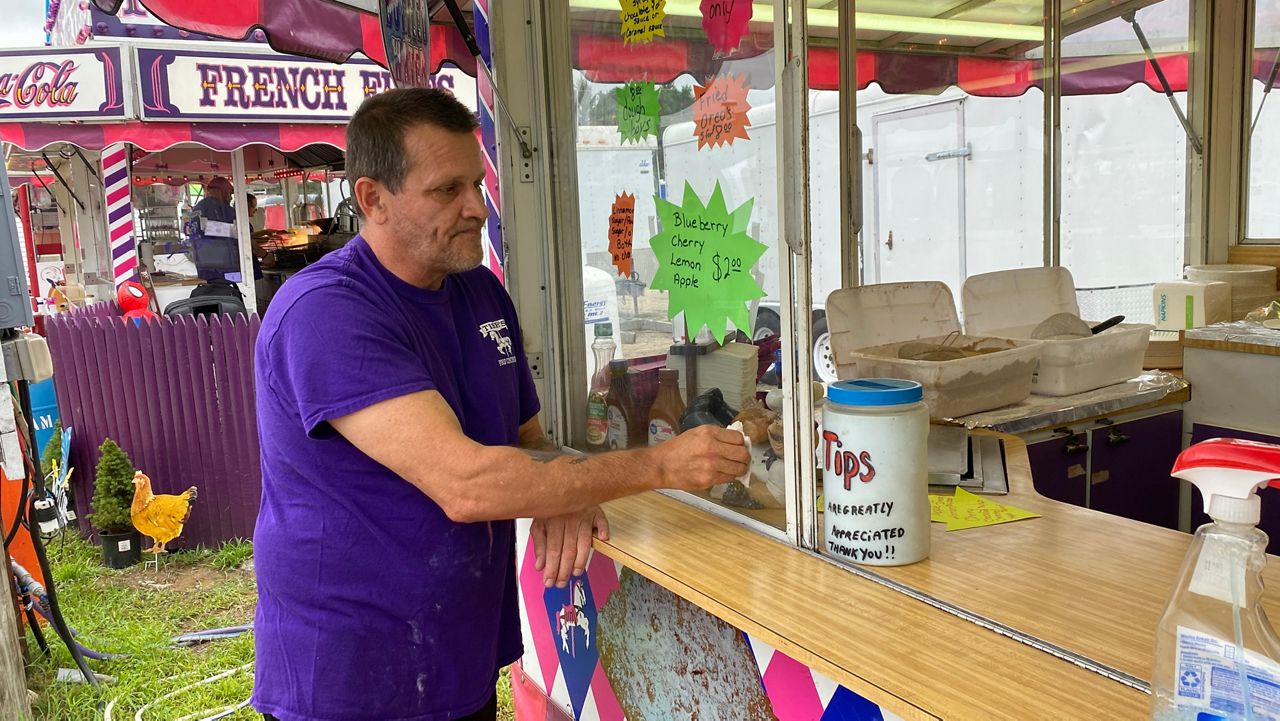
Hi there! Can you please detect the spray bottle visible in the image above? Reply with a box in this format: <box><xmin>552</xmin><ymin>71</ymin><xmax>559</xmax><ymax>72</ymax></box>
<box><xmin>1152</xmin><ymin>438</ymin><xmax>1280</xmax><ymax>720</ymax></box>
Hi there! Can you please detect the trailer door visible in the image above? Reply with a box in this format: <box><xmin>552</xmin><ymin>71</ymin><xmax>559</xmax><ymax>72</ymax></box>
<box><xmin>871</xmin><ymin>99</ymin><xmax>967</xmax><ymax>297</ymax></box>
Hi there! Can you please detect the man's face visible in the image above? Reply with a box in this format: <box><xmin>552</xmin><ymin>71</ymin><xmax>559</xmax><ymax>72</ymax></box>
<box><xmin>380</xmin><ymin>124</ymin><xmax>488</xmax><ymax>276</ymax></box>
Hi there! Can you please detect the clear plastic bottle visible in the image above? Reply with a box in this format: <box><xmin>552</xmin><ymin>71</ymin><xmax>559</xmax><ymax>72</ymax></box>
<box><xmin>585</xmin><ymin>325</ymin><xmax>615</xmax><ymax>452</ymax></box>
<box><xmin>1153</xmin><ymin>439</ymin><xmax>1280</xmax><ymax>721</ymax></box>
<box><xmin>1152</xmin><ymin>503</ymin><xmax>1280</xmax><ymax>720</ymax></box>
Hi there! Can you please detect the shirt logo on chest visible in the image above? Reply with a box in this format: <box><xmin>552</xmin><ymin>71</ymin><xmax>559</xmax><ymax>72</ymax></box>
<box><xmin>478</xmin><ymin>319</ymin><xmax>517</xmax><ymax>366</ymax></box>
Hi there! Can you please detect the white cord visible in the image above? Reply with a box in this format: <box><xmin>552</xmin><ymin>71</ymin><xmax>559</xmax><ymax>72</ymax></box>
<box><xmin>174</xmin><ymin>696</ymin><xmax>252</xmax><ymax>721</ymax></box>
<box><xmin>105</xmin><ymin>669</ymin><xmax>207</xmax><ymax>721</ymax></box>
<box><xmin>134</xmin><ymin>663</ymin><xmax>253</xmax><ymax>721</ymax></box>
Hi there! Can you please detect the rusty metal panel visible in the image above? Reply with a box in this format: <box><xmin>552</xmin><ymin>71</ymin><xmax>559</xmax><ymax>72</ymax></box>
<box><xmin>598</xmin><ymin>568</ymin><xmax>778</xmax><ymax>720</ymax></box>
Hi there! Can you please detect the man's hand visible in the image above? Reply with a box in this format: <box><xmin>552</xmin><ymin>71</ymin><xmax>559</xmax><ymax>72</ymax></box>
<box><xmin>648</xmin><ymin>424</ymin><xmax>751</xmax><ymax>492</ymax></box>
<box><xmin>531</xmin><ymin>506</ymin><xmax>610</xmax><ymax>588</ymax></box>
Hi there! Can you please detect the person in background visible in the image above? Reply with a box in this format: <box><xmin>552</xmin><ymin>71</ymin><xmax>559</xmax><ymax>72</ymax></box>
<box><xmin>251</xmin><ymin>88</ymin><xmax>750</xmax><ymax>721</ymax></box>
<box><xmin>194</xmin><ymin>176</ymin><xmax>235</xmax><ymax>223</ymax></box>
<box><xmin>242</xmin><ymin>193</ymin><xmax>282</xmax><ymax>277</ymax></box>
<box><xmin>244</xmin><ymin>192</ymin><xmax>281</xmax><ymax>312</ymax></box>
<box><xmin>190</xmin><ymin>176</ymin><xmax>238</xmax><ymax>280</ymax></box>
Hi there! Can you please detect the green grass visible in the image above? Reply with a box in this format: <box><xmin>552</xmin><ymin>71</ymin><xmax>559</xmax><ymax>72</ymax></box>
<box><xmin>24</xmin><ymin>533</ymin><xmax>515</xmax><ymax>720</ymax></box>
<box><xmin>209</xmin><ymin>538</ymin><xmax>254</xmax><ymax>572</ymax></box>
<box><xmin>26</xmin><ymin>534</ymin><xmax>257</xmax><ymax>720</ymax></box>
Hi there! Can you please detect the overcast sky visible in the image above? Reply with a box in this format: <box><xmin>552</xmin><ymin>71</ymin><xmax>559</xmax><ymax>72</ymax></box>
<box><xmin>0</xmin><ymin>0</ymin><xmax>51</xmax><ymax>50</ymax></box>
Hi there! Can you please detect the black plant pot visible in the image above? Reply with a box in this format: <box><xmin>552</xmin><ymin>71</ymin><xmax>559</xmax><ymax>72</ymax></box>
<box><xmin>100</xmin><ymin>530</ymin><xmax>142</xmax><ymax>569</ymax></box>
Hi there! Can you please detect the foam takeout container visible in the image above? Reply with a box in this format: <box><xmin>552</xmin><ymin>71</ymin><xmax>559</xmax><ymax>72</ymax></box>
<box><xmin>827</xmin><ymin>281</ymin><xmax>1041</xmax><ymax>418</ymax></box>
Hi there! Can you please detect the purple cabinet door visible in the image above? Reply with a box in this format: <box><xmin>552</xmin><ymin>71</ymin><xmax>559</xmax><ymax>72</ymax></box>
<box><xmin>1189</xmin><ymin>424</ymin><xmax>1280</xmax><ymax>552</ymax></box>
<box><xmin>1088</xmin><ymin>411</ymin><xmax>1183</xmax><ymax>530</ymax></box>
<box><xmin>1026</xmin><ymin>431</ymin><xmax>1089</xmax><ymax>508</ymax></box>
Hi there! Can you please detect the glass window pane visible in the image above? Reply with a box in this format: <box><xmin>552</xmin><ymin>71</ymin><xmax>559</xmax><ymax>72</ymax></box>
<box><xmin>1248</xmin><ymin>0</ymin><xmax>1280</xmax><ymax>240</ymax></box>
<box><xmin>568</xmin><ymin>4</ymin><xmax>789</xmax><ymax>531</ymax></box>
<box><xmin>1059</xmin><ymin>0</ymin><xmax>1191</xmax><ymax>323</ymax></box>
<box><xmin>855</xmin><ymin>1</ymin><xmax>1046</xmax><ymax>301</ymax></box>
<box><xmin>818</xmin><ymin>0</ymin><xmax>1047</xmax><ymax>567</ymax></box>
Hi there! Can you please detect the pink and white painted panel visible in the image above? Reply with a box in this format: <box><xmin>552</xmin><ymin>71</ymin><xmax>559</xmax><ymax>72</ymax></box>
<box><xmin>514</xmin><ymin>521</ymin><xmax>905</xmax><ymax>721</ymax></box>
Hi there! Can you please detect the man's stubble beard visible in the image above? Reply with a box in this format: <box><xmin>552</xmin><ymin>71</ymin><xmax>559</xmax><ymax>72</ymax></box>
<box><xmin>390</xmin><ymin>215</ymin><xmax>484</xmax><ymax>276</ymax></box>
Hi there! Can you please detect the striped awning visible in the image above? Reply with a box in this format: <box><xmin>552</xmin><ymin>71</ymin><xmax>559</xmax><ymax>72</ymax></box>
<box><xmin>0</xmin><ymin>121</ymin><xmax>346</xmax><ymax>153</ymax></box>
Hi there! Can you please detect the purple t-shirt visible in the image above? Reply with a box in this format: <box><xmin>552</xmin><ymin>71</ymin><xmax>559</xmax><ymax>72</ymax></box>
<box><xmin>251</xmin><ymin>236</ymin><xmax>539</xmax><ymax>720</ymax></box>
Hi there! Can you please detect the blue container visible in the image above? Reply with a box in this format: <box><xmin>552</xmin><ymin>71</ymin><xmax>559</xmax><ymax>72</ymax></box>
<box><xmin>29</xmin><ymin>377</ymin><xmax>59</xmax><ymax>456</ymax></box>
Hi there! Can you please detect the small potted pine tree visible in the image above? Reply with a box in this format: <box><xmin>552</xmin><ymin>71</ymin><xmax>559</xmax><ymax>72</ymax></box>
<box><xmin>91</xmin><ymin>438</ymin><xmax>141</xmax><ymax>569</ymax></box>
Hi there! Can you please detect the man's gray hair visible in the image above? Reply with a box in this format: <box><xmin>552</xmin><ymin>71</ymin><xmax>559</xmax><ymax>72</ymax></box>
<box><xmin>346</xmin><ymin>87</ymin><xmax>479</xmax><ymax>195</ymax></box>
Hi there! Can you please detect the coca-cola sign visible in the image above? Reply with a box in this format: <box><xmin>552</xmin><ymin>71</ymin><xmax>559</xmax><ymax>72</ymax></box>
<box><xmin>0</xmin><ymin>61</ymin><xmax>79</xmax><ymax>110</ymax></box>
<box><xmin>0</xmin><ymin>47</ymin><xmax>127</xmax><ymax>121</ymax></box>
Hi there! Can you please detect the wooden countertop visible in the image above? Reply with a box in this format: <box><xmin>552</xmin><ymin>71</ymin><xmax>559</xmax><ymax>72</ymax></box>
<box><xmin>595</xmin><ymin>437</ymin><xmax>1280</xmax><ymax>720</ymax></box>
<box><xmin>1184</xmin><ymin>335</ymin><xmax>1280</xmax><ymax>357</ymax></box>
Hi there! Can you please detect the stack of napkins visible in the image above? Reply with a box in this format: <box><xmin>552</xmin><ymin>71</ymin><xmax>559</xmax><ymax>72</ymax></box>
<box><xmin>668</xmin><ymin>342</ymin><xmax>759</xmax><ymax>411</ymax></box>
<box><xmin>929</xmin><ymin>488</ymin><xmax>1039</xmax><ymax>531</ymax></box>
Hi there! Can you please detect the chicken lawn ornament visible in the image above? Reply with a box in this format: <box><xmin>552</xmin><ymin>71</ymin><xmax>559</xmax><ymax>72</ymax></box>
<box><xmin>130</xmin><ymin>471</ymin><xmax>197</xmax><ymax>564</ymax></box>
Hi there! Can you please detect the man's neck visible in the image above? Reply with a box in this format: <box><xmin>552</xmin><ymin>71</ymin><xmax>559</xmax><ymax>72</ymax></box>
<box><xmin>363</xmin><ymin>228</ymin><xmax>447</xmax><ymax>290</ymax></box>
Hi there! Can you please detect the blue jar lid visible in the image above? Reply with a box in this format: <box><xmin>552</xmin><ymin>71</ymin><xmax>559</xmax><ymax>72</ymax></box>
<box><xmin>828</xmin><ymin>378</ymin><xmax>923</xmax><ymax>407</ymax></box>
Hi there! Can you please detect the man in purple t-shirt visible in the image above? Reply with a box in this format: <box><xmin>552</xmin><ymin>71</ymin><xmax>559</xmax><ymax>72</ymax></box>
<box><xmin>251</xmin><ymin>88</ymin><xmax>750</xmax><ymax>721</ymax></box>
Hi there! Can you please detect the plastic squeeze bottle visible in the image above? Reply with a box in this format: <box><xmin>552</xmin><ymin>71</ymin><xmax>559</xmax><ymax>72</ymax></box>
<box><xmin>605</xmin><ymin>361</ymin><xmax>645</xmax><ymax>450</ymax></box>
<box><xmin>1152</xmin><ymin>438</ymin><xmax>1280</xmax><ymax>721</ymax></box>
<box><xmin>648</xmin><ymin>368</ymin><xmax>685</xmax><ymax>446</ymax></box>
<box><xmin>585</xmin><ymin>324</ymin><xmax>615</xmax><ymax>452</ymax></box>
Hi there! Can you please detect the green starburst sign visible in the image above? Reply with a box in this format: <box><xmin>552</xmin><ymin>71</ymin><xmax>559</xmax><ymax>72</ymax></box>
<box><xmin>616</xmin><ymin>81</ymin><xmax>660</xmax><ymax>144</ymax></box>
<box><xmin>650</xmin><ymin>181</ymin><xmax>767</xmax><ymax>343</ymax></box>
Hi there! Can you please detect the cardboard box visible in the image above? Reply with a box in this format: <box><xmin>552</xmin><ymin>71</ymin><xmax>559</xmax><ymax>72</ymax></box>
<box><xmin>1153</xmin><ymin>281</ymin><xmax>1231</xmax><ymax>331</ymax></box>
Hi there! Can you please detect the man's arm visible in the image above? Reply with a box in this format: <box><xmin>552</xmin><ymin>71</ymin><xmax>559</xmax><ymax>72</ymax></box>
<box><xmin>516</xmin><ymin>415</ymin><xmax>559</xmax><ymax>454</ymax></box>
<box><xmin>330</xmin><ymin>389</ymin><xmax>749</xmax><ymax>523</ymax></box>
<box><xmin>515</xmin><ymin>415</ymin><xmax>610</xmax><ymax>587</ymax></box>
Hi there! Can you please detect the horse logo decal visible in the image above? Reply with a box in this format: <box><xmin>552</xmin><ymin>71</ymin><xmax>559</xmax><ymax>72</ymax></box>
<box><xmin>478</xmin><ymin>319</ymin><xmax>516</xmax><ymax>365</ymax></box>
<box><xmin>556</xmin><ymin>578</ymin><xmax>591</xmax><ymax>657</ymax></box>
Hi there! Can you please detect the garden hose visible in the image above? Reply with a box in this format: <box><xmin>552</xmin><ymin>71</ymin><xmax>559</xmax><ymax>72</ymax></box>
<box><xmin>23</xmin><ymin>604</ymin><xmax>48</xmax><ymax>656</ymax></box>
<box><xmin>11</xmin><ymin>379</ymin><xmax>100</xmax><ymax>688</ymax></box>
<box><xmin>28</xmin><ymin>600</ymin><xmax>123</xmax><ymax>661</ymax></box>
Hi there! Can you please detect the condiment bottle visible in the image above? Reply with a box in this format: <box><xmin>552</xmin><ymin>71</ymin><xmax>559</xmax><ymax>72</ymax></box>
<box><xmin>648</xmin><ymin>369</ymin><xmax>685</xmax><ymax>446</ymax></box>
<box><xmin>605</xmin><ymin>360</ymin><xmax>638</xmax><ymax>450</ymax></box>
<box><xmin>586</xmin><ymin>324</ymin><xmax>615</xmax><ymax>452</ymax></box>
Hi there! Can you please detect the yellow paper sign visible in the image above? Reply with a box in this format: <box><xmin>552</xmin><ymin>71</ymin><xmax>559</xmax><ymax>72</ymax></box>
<box><xmin>620</xmin><ymin>0</ymin><xmax>666</xmax><ymax>45</ymax></box>
<box><xmin>930</xmin><ymin>488</ymin><xmax>1040</xmax><ymax>531</ymax></box>
<box><xmin>929</xmin><ymin>494</ymin><xmax>958</xmax><ymax>523</ymax></box>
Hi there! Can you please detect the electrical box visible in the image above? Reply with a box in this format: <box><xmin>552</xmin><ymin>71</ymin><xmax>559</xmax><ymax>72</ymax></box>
<box><xmin>0</xmin><ymin>163</ymin><xmax>34</xmax><ymax>329</ymax></box>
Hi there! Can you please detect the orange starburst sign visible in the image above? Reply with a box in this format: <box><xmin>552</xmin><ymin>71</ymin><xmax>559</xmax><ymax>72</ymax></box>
<box><xmin>693</xmin><ymin>74</ymin><xmax>752</xmax><ymax>150</ymax></box>
<box><xmin>608</xmin><ymin>192</ymin><xmax>636</xmax><ymax>277</ymax></box>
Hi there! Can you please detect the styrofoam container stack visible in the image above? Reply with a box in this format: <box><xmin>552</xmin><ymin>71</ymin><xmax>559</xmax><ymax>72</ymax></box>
<box><xmin>1184</xmin><ymin>264</ymin><xmax>1280</xmax><ymax>320</ymax></box>
<box><xmin>827</xmin><ymin>282</ymin><xmax>1041</xmax><ymax>418</ymax></box>
<box><xmin>961</xmin><ymin>267</ymin><xmax>1154</xmax><ymax>397</ymax></box>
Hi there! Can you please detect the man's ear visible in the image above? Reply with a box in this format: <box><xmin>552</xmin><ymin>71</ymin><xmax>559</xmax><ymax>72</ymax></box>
<box><xmin>354</xmin><ymin>178</ymin><xmax>388</xmax><ymax>224</ymax></box>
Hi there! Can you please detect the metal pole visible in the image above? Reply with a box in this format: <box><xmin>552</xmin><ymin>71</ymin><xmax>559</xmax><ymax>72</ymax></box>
<box><xmin>231</xmin><ymin>149</ymin><xmax>256</xmax><ymax>315</ymax></box>
<box><xmin>838</xmin><ymin>0</ymin><xmax>860</xmax><ymax>289</ymax></box>
<box><xmin>1124</xmin><ymin>12</ymin><xmax>1204</xmax><ymax>156</ymax></box>
<box><xmin>777</xmin><ymin>0</ymin><xmax>816</xmax><ymax>548</ymax></box>
<box><xmin>1043</xmin><ymin>0</ymin><xmax>1061</xmax><ymax>267</ymax></box>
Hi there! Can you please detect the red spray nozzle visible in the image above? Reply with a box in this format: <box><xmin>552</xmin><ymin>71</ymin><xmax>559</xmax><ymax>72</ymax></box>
<box><xmin>1172</xmin><ymin>438</ymin><xmax>1280</xmax><ymax>507</ymax></box>
<box><xmin>1173</xmin><ymin>438</ymin><xmax>1280</xmax><ymax>485</ymax></box>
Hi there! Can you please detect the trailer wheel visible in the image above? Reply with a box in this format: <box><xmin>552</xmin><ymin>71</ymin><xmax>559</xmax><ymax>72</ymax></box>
<box><xmin>753</xmin><ymin>307</ymin><xmax>780</xmax><ymax>341</ymax></box>
<box><xmin>812</xmin><ymin>316</ymin><xmax>837</xmax><ymax>384</ymax></box>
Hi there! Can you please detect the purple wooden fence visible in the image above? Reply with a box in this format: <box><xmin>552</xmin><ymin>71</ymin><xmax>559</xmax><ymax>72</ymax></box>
<box><xmin>45</xmin><ymin>311</ymin><xmax>262</xmax><ymax>549</ymax></box>
<box><xmin>68</xmin><ymin>301</ymin><xmax>120</xmax><ymax>320</ymax></box>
